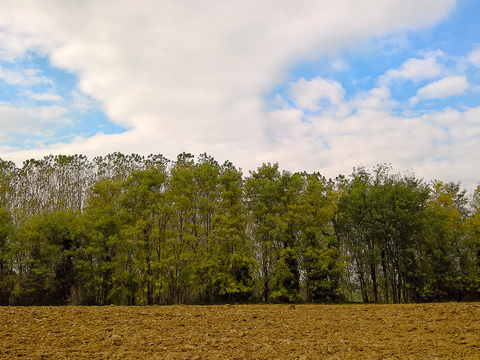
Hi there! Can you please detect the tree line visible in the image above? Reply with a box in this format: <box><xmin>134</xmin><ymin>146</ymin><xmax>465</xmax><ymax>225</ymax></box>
<box><xmin>0</xmin><ymin>153</ymin><xmax>478</xmax><ymax>305</ymax></box>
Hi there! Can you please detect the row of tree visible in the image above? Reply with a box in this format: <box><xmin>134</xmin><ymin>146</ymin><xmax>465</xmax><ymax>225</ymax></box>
<box><xmin>0</xmin><ymin>153</ymin><xmax>478</xmax><ymax>305</ymax></box>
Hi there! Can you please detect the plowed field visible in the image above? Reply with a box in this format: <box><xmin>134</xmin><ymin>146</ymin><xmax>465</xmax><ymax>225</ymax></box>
<box><xmin>1</xmin><ymin>303</ymin><xmax>479</xmax><ymax>359</ymax></box>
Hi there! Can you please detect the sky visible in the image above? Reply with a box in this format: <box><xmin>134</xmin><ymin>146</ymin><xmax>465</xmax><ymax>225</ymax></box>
<box><xmin>0</xmin><ymin>0</ymin><xmax>479</xmax><ymax>188</ymax></box>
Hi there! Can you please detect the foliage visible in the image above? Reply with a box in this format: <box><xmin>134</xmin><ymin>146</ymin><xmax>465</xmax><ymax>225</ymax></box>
<box><xmin>0</xmin><ymin>154</ymin><xmax>478</xmax><ymax>304</ymax></box>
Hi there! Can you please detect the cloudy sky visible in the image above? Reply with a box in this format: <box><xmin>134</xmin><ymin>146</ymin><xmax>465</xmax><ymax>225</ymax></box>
<box><xmin>0</xmin><ymin>0</ymin><xmax>479</xmax><ymax>187</ymax></box>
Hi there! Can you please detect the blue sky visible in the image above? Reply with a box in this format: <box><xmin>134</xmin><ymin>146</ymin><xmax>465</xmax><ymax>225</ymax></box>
<box><xmin>0</xmin><ymin>0</ymin><xmax>479</xmax><ymax>188</ymax></box>
<box><xmin>272</xmin><ymin>0</ymin><xmax>479</xmax><ymax>111</ymax></box>
<box><xmin>0</xmin><ymin>52</ymin><xmax>123</xmax><ymax>149</ymax></box>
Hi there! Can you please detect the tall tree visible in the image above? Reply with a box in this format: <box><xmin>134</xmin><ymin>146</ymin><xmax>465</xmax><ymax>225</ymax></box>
<box><xmin>0</xmin><ymin>159</ymin><xmax>16</xmax><ymax>212</ymax></box>
<box><xmin>466</xmin><ymin>185</ymin><xmax>480</xmax><ymax>299</ymax></box>
<box><xmin>10</xmin><ymin>211</ymin><xmax>79</xmax><ymax>305</ymax></box>
<box><xmin>300</xmin><ymin>172</ymin><xmax>342</xmax><ymax>302</ymax></box>
<box><xmin>417</xmin><ymin>181</ymin><xmax>471</xmax><ymax>301</ymax></box>
<box><xmin>117</xmin><ymin>158</ymin><xmax>170</xmax><ymax>305</ymax></box>
<box><xmin>163</xmin><ymin>152</ymin><xmax>199</xmax><ymax>303</ymax></box>
<box><xmin>210</xmin><ymin>161</ymin><xmax>255</xmax><ymax>302</ymax></box>
<box><xmin>246</xmin><ymin>164</ymin><xmax>303</xmax><ymax>302</ymax></box>
<box><xmin>0</xmin><ymin>208</ymin><xmax>13</xmax><ymax>304</ymax></box>
<box><xmin>336</xmin><ymin>165</ymin><xmax>429</xmax><ymax>303</ymax></box>
<box><xmin>77</xmin><ymin>177</ymin><xmax>124</xmax><ymax>305</ymax></box>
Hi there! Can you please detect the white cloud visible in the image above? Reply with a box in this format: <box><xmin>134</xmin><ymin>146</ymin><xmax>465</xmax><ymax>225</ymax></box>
<box><xmin>410</xmin><ymin>75</ymin><xmax>470</xmax><ymax>104</ymax></box>
<box><xmin>264</xmin><ymin>72</ymin><xmax>480</xmax><ymax>189</ymax></box>
<box><xmin>0</xmin><ymin>66</ymin><xmax>52</xmax><ymax>86</ymax></box>
<box><xmin>469</xmin><ymin>48</ymin><xmax>480</xmax><ymax>68</ymax></box>
<box><xmin>350</xmin><ymin>87</ymin><xmax>397</xmax><ymax>112</ymax></box>
<box><xmin>372</xmin><ymin>33</ymin><xmax>411</xmax><ymax>56</ymax></box>
<box><xmin>0</xmin><ymin>31</ymin><xmax>44</xmax><ymax>61</ymax></box>
<box><xmin>330</xmin><ymin>58</ymin><xmax>349</xmax><ymax>72</ymax></box>
<box><xmin>26</xmin><ymin>91</ymin><xmax>63</xmax><ymax>102</ymax></box>
<box><xmin>2</xmin><ymin>0</ymin><xmax>476</xmax><ymax>188</ymax></box>
<box><xmin>378</xmin><ymin>51</ymin><xmax>444</xmax><ymax>86</ymax></box>
<box><xmin>264</xmin><ymin>85</ymin><xmax>456</xmax><ymax>183</ymax></box>
<box><xmin>71</xmin><ymin>91</ymin><xmax>96</xmax><ymax>113</ymax></box>
<box><xmin>288</xmin><ymin>77</ymin><xmax>345</xmax><ymax>112</ymax></box>
<box><xmin>0</xmin><ymin>102</ymin><xmax>70</xmax><ymax>138</ymax></box>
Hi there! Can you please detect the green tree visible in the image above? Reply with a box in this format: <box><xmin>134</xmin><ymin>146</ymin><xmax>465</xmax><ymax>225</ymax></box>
<box><xmin>10</xmin><ymin>211</ymin><xmax>79</xmax><ymax>305</ymax></box>
<box><xmin>246</xmin><ymin>163</ymin><xmax>281</xmax><ymax>301</ymax></box>
<box><xmin>417</xmin><ymin>181</ymin><xmax>472</xmax><ymax>301</ymax></box>
<box><xmin>0</xmin><ymin>159</ymin><xmax>16</xmax><ymax>212</ymax></box>
<box><xmin>300</xmin><ymin>172</ymin><xmax>342</xmax><ymax>302</ymax></box>
<box><xmin>466</xmin><ymin>185</ymin><xmax>480</xmax><ymax>299</ymax></box>
<box><xmin>336</xmin><ymin>165</ymin><xmax>429</xmax><ymax>303</ymax></box>
<box><xmin>163</xmin><ymin>152</ymin><xmax>199</xmax><ymax>303</ymax></box>
<box><xmin>268</xmin><ymin>171</ymin><xmax>303</xmax><ymax>302</ymax></box>
<box><xmin>246</xmin><ymin>164</ymin><xmax>302</xmax><ymax>302</ymax></box>
<box><xmin>117</xmin><ymin>158</ymin><xmax>170</xmax><ymax>305</ymax></box>
<box><xmin>0</xmin><ymin>208</ymin><xmax>13</xmax><ymax>304</ymax></box>
<box><xmin>209</xmin><ymin>161</ymin><xmax>254</xmax><ymax>302</ymax></box>
<box><xmin>190</xmin><ymin>154</ymin><xmax>225</xmax><ymax>302</ymax></box>
<box><xmin>77</xmin><ymin>177</ymin><xmax>123</xmax><ymax>305</ymax></box>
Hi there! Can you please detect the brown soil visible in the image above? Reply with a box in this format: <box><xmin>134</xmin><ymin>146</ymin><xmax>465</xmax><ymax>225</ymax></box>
<box><xmin>1</xmin><ymin>303</ymin><xmax>479</xmax><ymax>359</ymax></box>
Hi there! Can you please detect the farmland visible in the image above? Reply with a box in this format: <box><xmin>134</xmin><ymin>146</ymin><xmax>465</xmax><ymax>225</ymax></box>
<box><xmin>1</xmin><ymin>303</ymin><xmax>479</xmax><ymax>359</ymax></box>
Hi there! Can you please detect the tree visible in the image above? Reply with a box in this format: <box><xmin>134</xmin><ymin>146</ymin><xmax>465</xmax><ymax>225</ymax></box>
<box><xmin>246</xmin><ymin>164</ymin><xmax>302</xmax><ymax>302</ymax></box>
<box><xmin>0</xmin><ymin>159</ymin><xmax>16</xmax><ymax>212</ymax></box>
<box><xmin>163</xmin><ymin>152</ymin><xmax>199</xmax><ymax>303</ymax></box>
<box><xmin>336</xmin><ymin>165</ymin><xmax>429</xmax><ymax>303</ymax></box>
<box><xmin>117</xmin><ymin>158</ymin><xmax>170</xmax><ymax>305</ymax></box>
<box><xmin>300</xmin><ymin>172</ymin><xmax>342</xmax><ymax>302</ymax></box>
<box><xmin>0</xmin><ymin>208</ymin><xmax>13</xmax><ymax>304</ymax></box>
<box><xmin>210</xmin><ymin>161</ymin><xmax>255</xmax><ymax>302</ymax></box>
<box><xmin>417</xmin><ymin>181</ymin><xmax>472</xmax><ymax>301</ymax></box>
<box><xmin>10</xmin><ymin>211</ymin><xmax>79</xmax><ymax>305</ymax></box>
<box><xmin>1</xmin><ymin>152</ymin><xmax>478</xmax><ymax>306</ymax></box>
<box><xmin>466</xmin><ymin>185</ymin><xmax>480</xmax><ymax>299</ymax></box>
<box><xmin>77</xmin><ymin>177</ymin><xmax>124</xmax><ymax>305</ymax></box>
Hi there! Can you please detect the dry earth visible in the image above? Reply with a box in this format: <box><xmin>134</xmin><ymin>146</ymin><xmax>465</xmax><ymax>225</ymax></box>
<box><xmin>1</xmin><ymin>303</ymin><xmax>479</xmax><ymax>359</ymax></box>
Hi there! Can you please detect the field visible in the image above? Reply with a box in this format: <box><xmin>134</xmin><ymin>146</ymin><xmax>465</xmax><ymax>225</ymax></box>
<box><xmin>1</xmin><ymin>303</ymin><xmax>479</xmax><ymax>359</ymax></box>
